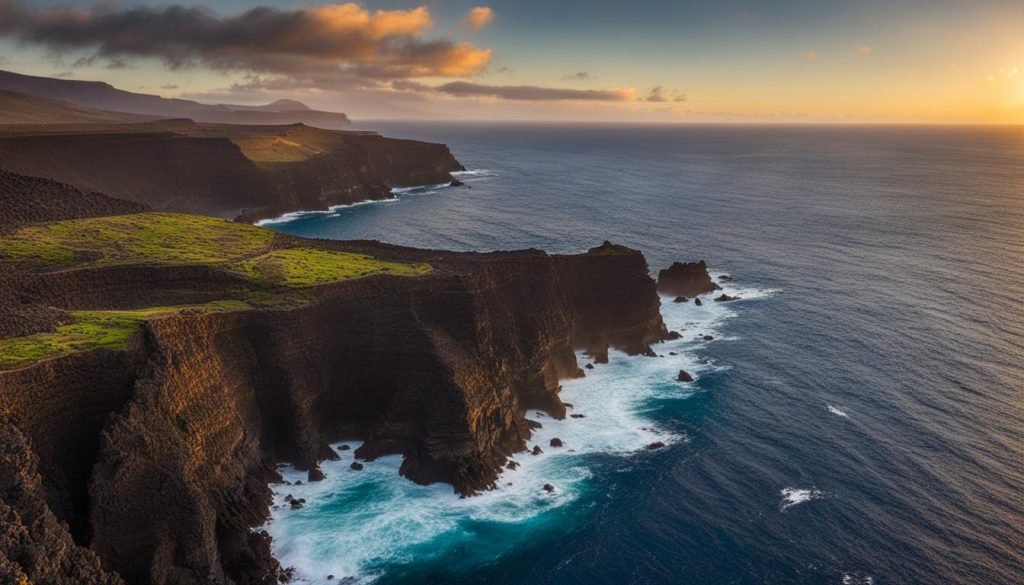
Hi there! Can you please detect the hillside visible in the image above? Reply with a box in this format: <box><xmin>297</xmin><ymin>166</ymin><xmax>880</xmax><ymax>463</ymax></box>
<box><xmin>0</xmin><ymin>90</ymin><xmax>155</xmax><ymax>125</ymax></box>
<box><xmin>0</xmin><ymin>120</ymin><xmax>463</xmax><ymax>221</ymax></box>
<box><xmin>0</xmin><ymin>69</ymin><xmax>352</xmax><ymax>128</ymax></box>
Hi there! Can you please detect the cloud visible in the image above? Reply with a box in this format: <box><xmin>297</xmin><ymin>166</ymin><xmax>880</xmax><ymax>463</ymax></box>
<box><xmin>856</xmin><ymin>46</ymin><xmax>873</xmax><ymax>54</ymax></box>
<box><xmin>160</xmin><ymin>84</ymin><xmax>179</xmax><ymax>90</ymax></box>
<box><xmin>644</xmin><ymin>86</ymin><xmax>667</xmax><ymax>102</ymax></box>
<box><xmin>562</xmin><ymin>71</ymin><xmax>593</xmax><ymax>81</ymax></box>
<box><xmin>804</xmin><ymin>50</ymin><xmax>817</xmax><ymax>62</ymax></box>
<box><xmin>461</xmin><ymin>7</ymin><xmax>494</xmax><ymax>32</ymax></box>
<box><xmin>0</xmin><ymin>1</ymin><xmax>492</xmax><ymax>86</ymax></box>
<box><xmin>394</xmin><ymin>80</ymin><xmax>636</xmax><ymax>102</ymax></box>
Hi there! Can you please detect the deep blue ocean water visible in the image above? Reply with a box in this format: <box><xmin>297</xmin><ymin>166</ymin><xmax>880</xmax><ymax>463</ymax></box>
<box><xmin>262</xmin><ymin>123</ymin><xmax>1024</xmax><ymax>585</ymax></box>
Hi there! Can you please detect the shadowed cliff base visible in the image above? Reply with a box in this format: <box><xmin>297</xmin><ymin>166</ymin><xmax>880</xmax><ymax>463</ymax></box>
<box><xmin>0</xmin><ymin>180</ymin><xmax>694</xmax><ymax>584</ymax></box>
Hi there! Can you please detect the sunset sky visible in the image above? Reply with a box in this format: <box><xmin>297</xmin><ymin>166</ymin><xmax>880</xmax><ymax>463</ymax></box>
<box><xmin>0</xmin><ymin>0</ymin><xmax>1021</xmax><ymax>123</ymax></box>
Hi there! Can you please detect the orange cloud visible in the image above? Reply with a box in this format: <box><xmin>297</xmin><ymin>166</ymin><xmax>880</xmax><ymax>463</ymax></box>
<box><xmin>856</xmin><ymin>46</ymin><xmax>873</xmax><ymax>54</ymax></box>
<box><xmin>804</xmin><ymin>50</ymin><xmax>818</xmax><ymax>62</ymax></box>
<box><xmin>311</xmin><ymin>4</ymin><xmax>433</xmax><ymax>39</ymax></box>
<box><xmin>0</xmin><ymin>1</ymin><xmax>491</xmax><ymax>83</ymax></box>
<box><xmin>461</xmin><ymin>7</ymin><xmax>495</xmax><ymax>32</ymax></box>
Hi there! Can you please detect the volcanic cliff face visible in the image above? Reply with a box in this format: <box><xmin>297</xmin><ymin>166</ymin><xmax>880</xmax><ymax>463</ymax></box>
<box><xmin>0</xmin><ymin>122</ymin><xmax>464</xmax><ymax>221</ymax></box>
<box><xmin>0</xmin><ymin>234</ymin><xmax>668</xmax><ymax>583</ymax></box>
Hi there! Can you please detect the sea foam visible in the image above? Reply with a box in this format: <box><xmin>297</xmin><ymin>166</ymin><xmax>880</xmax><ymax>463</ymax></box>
<box><xmin>264</xmin><ymin>280</ymin><xmax>774</xmax><ymax>583</ymax></box>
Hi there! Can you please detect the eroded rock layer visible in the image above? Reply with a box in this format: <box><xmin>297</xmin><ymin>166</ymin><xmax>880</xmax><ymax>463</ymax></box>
<box><xmin>0</xmin><ymin>241</ymin><xmax>667</xmax><ymax>584</ymax></box>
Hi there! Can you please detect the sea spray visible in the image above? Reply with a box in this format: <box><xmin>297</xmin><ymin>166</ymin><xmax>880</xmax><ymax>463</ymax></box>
<box><xmin>264</xmin><ymin>282</ymin><xmax>776</xmax><ymax>583</ymax></box>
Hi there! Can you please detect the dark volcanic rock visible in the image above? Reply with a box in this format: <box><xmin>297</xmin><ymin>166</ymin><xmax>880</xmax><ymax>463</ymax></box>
<box><xmin>532</xmin><ymin>446</ymin><xmax>544</xmax><ymax>456</ymax></box>
<box><xmin>646</xmin><ymin>442</ymin><xmax>666</xmax><ymax>450</ymax></box>
<box><xmin>657</xmin><ymin>261</ymin><xmax>718</xmax><ymax>297</ymax></box>
<box><xmin>350</xmin><ymin>462</ymin><xmax>364</xmax><ymax>471</ymax></box>
<box><xmin>0</xmin><ymin>126</ymin><xmax>465</xmax><ymax>224</ymax></box>
<box><xmin>703</xmin><ymin>335</ymin><xmax>715</xmax><ymax>341</ymax></box>
<box><xmin>694</xmin><ymin>298</ymin><xmax>703</xmax><ymax>306</ymax></box>
<box><xmin>714</xmin><ymin>294</ymin><xmax>740</xmax><ymax>302</ymax></box>
<box><xmin>677</xmin><ymin>370</ymin><xmax>695</xmax><ymax>383</ymax></box>
<box><xmin>667</xmin><ymin>331</ymin><xmax>682</xmax><ymax>340</ymax></box>
<box><xmin>0</xmin><ymin>241</ymin><xmax>669</xmax><ymax>584</ymax></box>
<box><xmin>550</xmin><ymin>438</ymin><xmax>564</xmax><ymax>448</ymax></box>
<box><xmin>585</xmin><ymin>363</ymin><xmax>595</xmax><ymax>370</ymax></box>
<box><xmin>543</xmin><ymin>484</ymin><xmax>555</xmax><ymax>493</ymax></box>
<box><xmin>0</xmin><ymin>420</ymin><xmax>126</xmax><ymax>585</ymax></box>
<box><xmin>570</xmin><ymin>414</ymin><xmax>586</xmax><ymax>419</ymax></box>
<box><xmin>673</xmin><ymin>296</ymin><xmax>688</xmax><ymax>303</ymax></box>
<box><xmin>308</xmin><ymin>467</ymin><xmax>326</xmax><ymax>482</ymax></box>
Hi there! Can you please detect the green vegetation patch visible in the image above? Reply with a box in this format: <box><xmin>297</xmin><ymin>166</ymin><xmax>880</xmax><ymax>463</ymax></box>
<box><xmin>0</xmin><ymin>212</ymin><xmax>273</xmax><ymax>265</ymax></box>
<box><xmin>0</xmin><ymin>301</ymin><xmax>249</xmax><ymax>370</ymax></box>
<box><xmin>0</xmin><ymin>212</ymin><xmax>432</xmax><ymax>288</ymax></box>
<box><xmin>234</xmin><ymin>248</ymin><xmax>432</xmax><ymax>287</ymax></box>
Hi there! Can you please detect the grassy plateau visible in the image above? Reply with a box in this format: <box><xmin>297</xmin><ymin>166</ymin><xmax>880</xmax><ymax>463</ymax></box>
<box><xmin>0</xmin><ymin>212</ymin><xmax>431</xmax><ymax>369</ymax></box>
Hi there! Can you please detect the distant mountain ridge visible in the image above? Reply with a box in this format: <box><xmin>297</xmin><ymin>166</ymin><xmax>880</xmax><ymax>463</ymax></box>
<box><xmin>0</xmin><ymin>90</ymin><xmax>156</xmax><ymax>125</ymax></box>
<box><xmin>0</xmin><ymin>70</ymin><xmax>351</xmax><ymax>128</ymax></box>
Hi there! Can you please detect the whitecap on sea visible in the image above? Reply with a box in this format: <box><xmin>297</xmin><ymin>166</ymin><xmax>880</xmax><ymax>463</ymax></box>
<box><xmin>779</xmin><ymin>487</ymin><xmax>829</xmax><ymax>511</ymax></box>
<box><xmin>263</xmin><ymin>279</ymin><xmax>777</xmax><ymax>583</ymax></box>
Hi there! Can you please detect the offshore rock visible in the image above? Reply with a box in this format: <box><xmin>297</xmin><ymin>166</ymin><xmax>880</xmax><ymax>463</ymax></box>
<box><xmin>657</xmin><ymin>261</ymin><xmax>719</xmax><ymax>297</ymax></box>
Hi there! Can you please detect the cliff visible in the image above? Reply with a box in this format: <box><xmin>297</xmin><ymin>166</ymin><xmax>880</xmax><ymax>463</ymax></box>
<box><xmin>0</xmin><ymin>69</ymin><xmax>352</xmax><ymax>129</ymax></box>
<box><xmin>1</xmin><ymin>213</ymin><xmax>669</xmax><ymax>584</ymax></box>
<box><xmin>0</xmin><ymin>121</ymin><xmax>464</xmax><ymax>221</ymax></box>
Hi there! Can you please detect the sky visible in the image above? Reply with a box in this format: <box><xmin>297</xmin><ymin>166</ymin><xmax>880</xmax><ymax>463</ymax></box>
<box><xmin>0</xmin><ymin>0</ymin><xmax>1022</xmax><ymax>123</ymax></box>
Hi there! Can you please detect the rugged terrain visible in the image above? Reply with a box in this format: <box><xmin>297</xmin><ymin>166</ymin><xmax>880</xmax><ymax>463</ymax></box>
<box><xmin>0</xmin><ymin>170</ymin><xmax>683</xmax><ymax>584</ymax></box>
<box><xmin>0</xmin><ymin>69</ymin><xmax>352</xmax><ymax>128</ymax></box>
<box><xmin>0</xmin><ymin>119</ymin><xmax>464</xmax><ymax>222</ymax></box>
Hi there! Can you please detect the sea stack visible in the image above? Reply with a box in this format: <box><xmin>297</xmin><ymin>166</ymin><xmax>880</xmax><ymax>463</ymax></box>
<box><xmin>657</xmin><ymin>261</ymin><xmax>721</xmax><ymax>297</ymax></box>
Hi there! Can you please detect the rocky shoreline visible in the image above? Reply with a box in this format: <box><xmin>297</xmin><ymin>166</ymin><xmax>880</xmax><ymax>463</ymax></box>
<box><xmin>0</xmin><ymin>169</ymin><xmax>717</xmax><ymax>584</ymax></box>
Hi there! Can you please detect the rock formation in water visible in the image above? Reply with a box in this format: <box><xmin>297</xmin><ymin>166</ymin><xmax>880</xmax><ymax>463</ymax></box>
<box><xmin>657</xmin><ymin>260</ymin><xmax>720</xmax><ymax>297</ymax></box>
<box><xmin>0</xmin><ymin>177</ymin><xmax>669</xmax><ymax>583</ymax></box>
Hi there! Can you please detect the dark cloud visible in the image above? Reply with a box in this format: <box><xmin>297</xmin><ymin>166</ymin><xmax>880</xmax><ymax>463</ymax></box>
<box><xmin>432</xmin><ymin>81</ymin><xmax>635</xmax><ymax>102</ymax></box>
<box><xmin>0</xmin><ymin>1</ymin><xmax>491</xmax><ymax>85</ymax></box>
<box><xmin>562</xmin><ymin>72</ymin><xmax>593</xmax><ymax>81</ymax></box>
<box><xmin>644</xmin><ymin>86</ymin><xmax>667</xmax><ymax>102</ymax></box>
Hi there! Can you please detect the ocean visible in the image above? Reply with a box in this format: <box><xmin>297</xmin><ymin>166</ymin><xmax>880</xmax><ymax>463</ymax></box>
<box><xmin>260</xmin><ymin>123</ymin><xmax>1024</xmax><ymax>585</ymax></box>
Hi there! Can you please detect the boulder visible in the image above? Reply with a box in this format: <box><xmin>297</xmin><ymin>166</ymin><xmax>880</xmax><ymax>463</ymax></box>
<box><xmin>290</xmin><ymin>500</ymin><xmax>304</xmax><ymax>510</ymax></box>
<box><xmin>338</xmin><ymin>444</ymin><xmax>351</xmax><ymax>451</ymax></box>
<box><xmin>677</xmin><ymin>370</ymin><xmax>694</xmax><ymax>383</ymax></box>
<box><xmin>673</xmin><ymin>296</ymin><xmax>688</xmax><ymax>303</ymax></box>
<box><xmin>532</xmin><ymin>445</ymin><xmax>543</xmax><ymax>455</ymax></box>
<box><xmin>570</xmin><ymin>414</ymin><xmax>586</xmax><ymax>419</ymax></box>
<box><xmin>714</xmin><ymin>294</ymin><xmax>739</xmax><ymax>302</ymax></box>
<box><xmin>585</xmin><ymin>363</ymin><xmax>595</xmax><ymax>370</ymax></box>
<box><xmin>667</xmin><ymin>331</ymin><xmax>682</xmax><ymax>340</ymax></box>
<box><xmin>350</xmin><ymin>462</ymin><xmax>364</xmax><ymax>471</ymax></box>
<box><xmin>694</xmin><ymin>298</ymin><xmax>703</xmax><ymax>306</ymax></box>
<box><xmin>703</xmin><ymin>335</ymin><xmax>714</xmax><ymax>341</ymax></box>
<box><xmin>657</xmin><ymin>261</ymin><xmax>718</xmax><ymax>297</ymax></box>
<box><xmin>550</xmin><ymin>438</ymin><xmax>564</xmax><ymax>447</ymax></box>
<box><xmin>308</xmin><ymin>467</ymin><xmax>326</xmax><ymax>482</ymax></box>
<box><xmin>646</xmin><ymin>442</ymin><xmax>666</xmax><ymax>450</ymax></box>
<box><xmin>543</xmin><ymin>484</ymin><xmax>555</xmax><ymax>493</ymax></box>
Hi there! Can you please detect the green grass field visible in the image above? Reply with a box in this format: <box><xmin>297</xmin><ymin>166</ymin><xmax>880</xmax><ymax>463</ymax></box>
<box><xmin>0</xmin><ymin>212</ymin><xmax>431</xmax><ymax>287</ymax></box>
<box><xmin>0</xmin><ymin>301</ymin><xmax>250</xmax><ymax>370</ymax></box>
<box><xmin>0</xmin><ymin>212</ymin><xmax>433</xmax><ymax>368</ymax></box>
